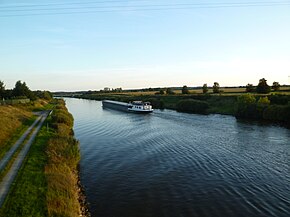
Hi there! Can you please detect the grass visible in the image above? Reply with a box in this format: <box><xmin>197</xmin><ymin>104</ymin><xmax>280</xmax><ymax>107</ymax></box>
<box><xmin>0</xmin><ymin>105</ymin><xmax>32</xmax><ymax>149</ymax></box>
<box><xmin>45</xmin><ymin>99</ymin><xmax>81</xmax><ymax>217</ymax></box>
<box><xmin>0</xmin><ymin>125</ymin><xmax>51</xmax><ymax>217</ymax></box>
<box><xmin>0</xmin><ymin>117</ymin><xmax>36</xmax><ymax>160</ymax></box>
<box><xmin>0</xmin><ymin>99</ymin><xmax>82</xmax><ymax>217</ymax></box>
<box><xmin>0</xmin><ymin>126</ymin><xmax>34</xmax><ymax>182</ymax></box>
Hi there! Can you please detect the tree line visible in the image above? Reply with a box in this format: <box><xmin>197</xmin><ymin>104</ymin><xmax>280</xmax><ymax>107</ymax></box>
<box><xmin>0</xmin><ymin>80</ymin><xmax>52</xmax><ymax>101</ymax></box>
<box><xmin>155</xmin><ymin>78</ymin><xmax>281</xmax><ymax>95</ymax></box>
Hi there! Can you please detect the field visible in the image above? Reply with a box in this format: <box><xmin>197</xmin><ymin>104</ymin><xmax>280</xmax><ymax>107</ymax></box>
<box><xmin>94</xmin><ymin>86</ymin><xmax>290</xmax><ymax>96</ymax></box>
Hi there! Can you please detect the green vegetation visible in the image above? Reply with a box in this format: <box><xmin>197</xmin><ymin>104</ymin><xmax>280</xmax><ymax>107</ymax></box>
<box><xmin>166</xmin><ymin>88</ymin><xmax>175</xmax><ymax>95</ymax></box>
<box><xmin>0</xmin><ymin>126</ymin><xmax>50</xmax><ymax>217</ymax></box>
<box><xmin>0</xmin><ymin>105</ymin><xmax>32</xmax><ymax>153</ymax></box>
<box><xmin>176</xmin><ymin>99</ymin><xmax>209</xmax><ymax>114</ymax></box>
<box><xmin>256</xmin><ymin>78</ymin><xmax>271</xmax><ymax>94</ymax></box>
<box><xmin>213</xmin><ymin>82</ymin><xmax>220</xmax><ymax>93</ymax></box>
<box><xmin>181</xmin><ymin>85</ymin><xmax>190</xmax><ymax>94</ymax></box>
<box><xmin>246</xmin><ymin>84</ymin><xmax>255</xmax><ymax>93</ymax></box>
<box><xmin>236</xmin><ymin>94</ymin><xmax>290</xmax><ymax>124</ymax></box>
<box><xmin>202</xmin><ymin>84</ymin><xmax>208</xmax><ymax>94</ymax></box>
<box><xmin>45</xmin><ymin>99</ymin><xmax>81</xmax><ymax>217</ymax></box>
<box><xmin>0</xmin><ymin>80</ymin><xmax>52</xmax><ymax>102</ymax></box>
<box><xmin>0</xmin><ymin>99</ymin><xmax>83</xmax><ymax>217</ymax></box>
<box><xmin>76</xmin><ymin>78</ymin><xmax>290</xmax><ymax>126</ymax></box>
<box><xmin>272</xmin><ymin>81</ymin><xmax>280</xmax><ymax>91</ymax></box>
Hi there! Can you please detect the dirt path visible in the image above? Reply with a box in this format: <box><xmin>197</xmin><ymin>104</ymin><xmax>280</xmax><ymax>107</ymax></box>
<box><xmin>0</xmin><ymin>112</ymin><xmax>48</xmax><ymax>207</ymax></box>
<box><xmin>0</xmin><ymin>115</ymin><xmax>42</xmax><ymax>172</ymax></box>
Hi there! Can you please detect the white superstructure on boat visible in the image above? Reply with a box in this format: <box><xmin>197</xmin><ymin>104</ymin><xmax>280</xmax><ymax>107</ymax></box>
<box><xmin>102</xmin><ymin>100</ymin><xmax>153</xmax><ymax>113</ymax></box>
<box><xmin>128</xmin><ymin>101</ymin><xmax>153</xmax><ymax>113</ymax></box>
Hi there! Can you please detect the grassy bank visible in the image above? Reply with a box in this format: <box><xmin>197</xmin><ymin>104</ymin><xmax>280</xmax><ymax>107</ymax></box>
<box><xmin>78</xmin><ymin>92</ymin><xmax>242</xmax><ymax>114</ymax></box>
<box><xmin>0</xmin><ymin>100</ymin><xmax>52</xmax><ymax>160</ymax></box>
<box><xmin>45</xmin><ymin>99</ymin><xmax>81</xmax><ymax>217</ymax></box>
<box><xmin>0</xmin><ymin>99</ymin><xmax>84</xmax><ymax>217</ymax></box>
<box><xmin>78</xmin><ymin>91</ymin><xmax>290</xmax><ymax>125</ymax></box>
<box><xmin>0</xmin><ymin>105</ymin><xmax>32</xmax><ymax>150</ymax></box>
<box><xmin>0</xmin><ymin>125</ymin><xmax>51</xmax><ymax>217</ymax></box>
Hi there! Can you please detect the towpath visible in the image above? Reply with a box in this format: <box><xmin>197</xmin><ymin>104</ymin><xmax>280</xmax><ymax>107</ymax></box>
<box><xmin>0</xmin><ymin>115</ymin><xmax>41</xmax><ymax>172</ymax></box>
<box><xmin>0</xmin><ymin>111</ymin><xmax>48</xmax><ymax>207</ymax></box>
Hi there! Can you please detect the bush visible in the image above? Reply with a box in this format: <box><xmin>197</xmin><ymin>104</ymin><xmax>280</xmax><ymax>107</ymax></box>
<box><xmin>147</xmin><ymin>98</ymin><xmax>165</xmax><ymax>109</ymax></box>
<box><xmin>51</xmin><ymin>110</ymin><xmax>73</xmax><ymax>128</ymax></box>
<box><xmin>257</xmin><ymin>96</ymin><xmax>270</xmax><ymax>106</ymax></box>
<box><xmin>263</xmin><ymin>105</ymin><xmax>290</xmax><ymax>123</ymax></box>
<box><xmin>236</xmin><ymin>94</ymin><xmax>263</xmax><ymax>119</ymax></box>
<box><xmin>176</xmin><ymin>99</ymin><xmax>209</xmax><ymax>114</ymax></box>
<box><xmin>268</xmin><ymin>94</ymin><xmax>289</xmax><ymax>105</ymax></box>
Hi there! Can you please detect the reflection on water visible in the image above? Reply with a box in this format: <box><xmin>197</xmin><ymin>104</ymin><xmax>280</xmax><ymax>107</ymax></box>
<box><xmin>65</xmin><ymin>98</ymin><xmax>290</xmax><ymax>217</ymax></box>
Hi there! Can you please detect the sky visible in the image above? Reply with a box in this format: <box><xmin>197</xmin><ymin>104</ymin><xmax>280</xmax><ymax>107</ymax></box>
<box><xmin>0</xmin><ymin>0</ymin><xmax>290</xmax><ymax>91</ymax></box>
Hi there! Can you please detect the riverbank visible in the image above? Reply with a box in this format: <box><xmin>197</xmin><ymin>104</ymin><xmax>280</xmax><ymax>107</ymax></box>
<box><xmin>46</xmin><ymin>98</ymin><xmax>90</xmax><ymax>217</ymax></box>
<box><xmin>74</xmin><ymin>91</ymin><xmax>290</xmax><ymax>126</ymax></box>
<box><xmin>0</xmin><ymin>99</ymin><xmax>90</xmax><ymax>216</ymax></box>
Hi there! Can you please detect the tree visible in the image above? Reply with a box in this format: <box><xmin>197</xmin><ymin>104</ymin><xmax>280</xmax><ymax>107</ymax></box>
<box><xmin>256</xmin><ymin>78</ymin><xmax>271</xmax><ymax>94</ymax></box>
<box><xmin>246</xmin><ymin>84</ymin><xmax>255</xmax><ymax>93</ymax></box>
<box><xmin>159</xmin><ymin>89</ymin><xmax>165</xmax><ymax>95</ymax></box>
<box><xmin>182</xmin><ymin>85</ymin><xmax>189</xmax><ymax>94</ymax></box>
<box><xmin>257</xmin><ymin>96</ymin><xmax>270</xmax><ymax>106</ymax></box>
<box><xmin>213</xmin><ymin>82</ymin><xmax>220</xmax><ymax>93</ymax></box>
<box><xmin>0</xmin><ymin>80</ymin><xmax>5</xmax><ymax>99</ymax></box>
<box><xmin>237</xmin><ymin>93</ymin><xmax>256</xmax><ymax>105</ymax></box>
<box><xmin>272</xmin><ymin>82</ymin><xmax>280</xmax><ymax>91</ymax></box>
<box><xmin>236</xmin><ymin>93</ymin><xmax>259</xmax><ymax>119</ymax></box>
<box><xmin>12</xmin><ymin>80</ymin><xmax>35</xmax><ymax>100</ymax></box>
<box><xmin>202</xmin><ymin>84</ymin><xmax>208</xmax><ymax>94</ymax></box>
<box><xmin>166</xmin><ymin>88</ymin><xmax>175</xmax><ymax>95</ymax></box>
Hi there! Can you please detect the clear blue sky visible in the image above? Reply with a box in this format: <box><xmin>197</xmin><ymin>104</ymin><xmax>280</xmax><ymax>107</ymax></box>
<box><xmin>0</xmin><ymin>0</ymin><xmax>290</xmax><ymax>91</ymax></box>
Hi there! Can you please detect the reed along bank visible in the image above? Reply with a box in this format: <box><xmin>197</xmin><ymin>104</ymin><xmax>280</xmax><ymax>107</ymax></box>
<box><xmin>0</xmin><ymin>99</ymin><xmax>90</xmax><ymax>217</ymax></box>
<box><xmin>46</xmin><ymin>99</ymin><xmax>90</xmax><ymax>217</ymax></box>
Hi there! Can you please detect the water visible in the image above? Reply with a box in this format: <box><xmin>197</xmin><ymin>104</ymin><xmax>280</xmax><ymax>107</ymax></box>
<box><xmin>65</xmin><ymin>98</ymin><xmax>290</xmax><ymax>217</ymax></box>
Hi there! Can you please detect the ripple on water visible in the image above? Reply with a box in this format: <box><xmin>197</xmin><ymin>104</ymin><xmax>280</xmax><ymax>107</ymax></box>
<box><xmin>65</xmin><ymin>98</ymin><xmax>290</xmax><ymax>217</ymax></box>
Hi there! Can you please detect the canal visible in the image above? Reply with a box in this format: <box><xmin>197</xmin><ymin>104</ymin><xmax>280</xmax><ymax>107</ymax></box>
<box><xmin>65</xmin><ymin>98</ymin><xmax>290</xmax><ymax>217</ymax></box>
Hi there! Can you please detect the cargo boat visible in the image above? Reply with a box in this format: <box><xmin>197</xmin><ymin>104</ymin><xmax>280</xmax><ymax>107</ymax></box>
<box><xmin>102</xmin><ymin>100</ymin><xmax>153</xmax><ymax>113</ymax></box>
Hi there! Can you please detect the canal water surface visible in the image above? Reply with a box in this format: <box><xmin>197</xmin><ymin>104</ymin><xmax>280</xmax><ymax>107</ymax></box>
<box><xmin>65</xmin><ymin>98</ymin><xmax>290</xmax><ymax>217</ymax></box>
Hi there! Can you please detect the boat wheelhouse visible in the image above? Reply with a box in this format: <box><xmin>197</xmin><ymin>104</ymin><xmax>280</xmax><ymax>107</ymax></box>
<box><xmin>128</xmin><ymin>101</ymin><xmax>153</xmax><ymax>113</ymax></box>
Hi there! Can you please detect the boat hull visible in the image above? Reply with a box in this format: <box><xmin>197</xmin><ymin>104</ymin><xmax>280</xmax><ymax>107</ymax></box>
<box><xmin>128</xmin><ymin>108</ymin><xmax>153</xmax><ymax>113</ymax></box>
<box><xmin>102</xmin><ymin>100</ymin><xmax>153</xmax><ymax>113</ymax></box>
<box><xmin>102</xmin><ymin>100</ymin><xmax>128</xmax><ymax>111</ymax></box>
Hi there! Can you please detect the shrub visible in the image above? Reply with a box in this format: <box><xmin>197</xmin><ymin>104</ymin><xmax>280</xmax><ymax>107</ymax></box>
<box><xmin>176</xmin><ymin>99</ymin><xmax>209</xmax><ymax>114</ymax></box>
<box><xmin>51</xmin><ymin>110</ymin><xmax>73</xmax><ymax>128</ymax></box>
<box><xmin>147</xmin><ymin>98</ymin><xmax>165</xmax><ymax>109</ymax></box>
<box><xmin>263</xmin><ymin>105</ymin><xmax>290</xmax><ymax>123</ymax></box>
<box><xmin>257</xmin><ymin>96</ymin><xmax>270</xmax><ymax>106</ymax></box>
<box><xmin>236</xmin><ymin>94</ymin><xmax>262</xmax><ymax>119</ymax></box>
<box><xmin>268</xmin><ymin>94</ymin><xmax>289</xmax><ymax>105</ymax></box>
<box><xmin>237</xmin><ymin>93</ymin><xmax>256</xmax><ymax>105</ymax></box>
